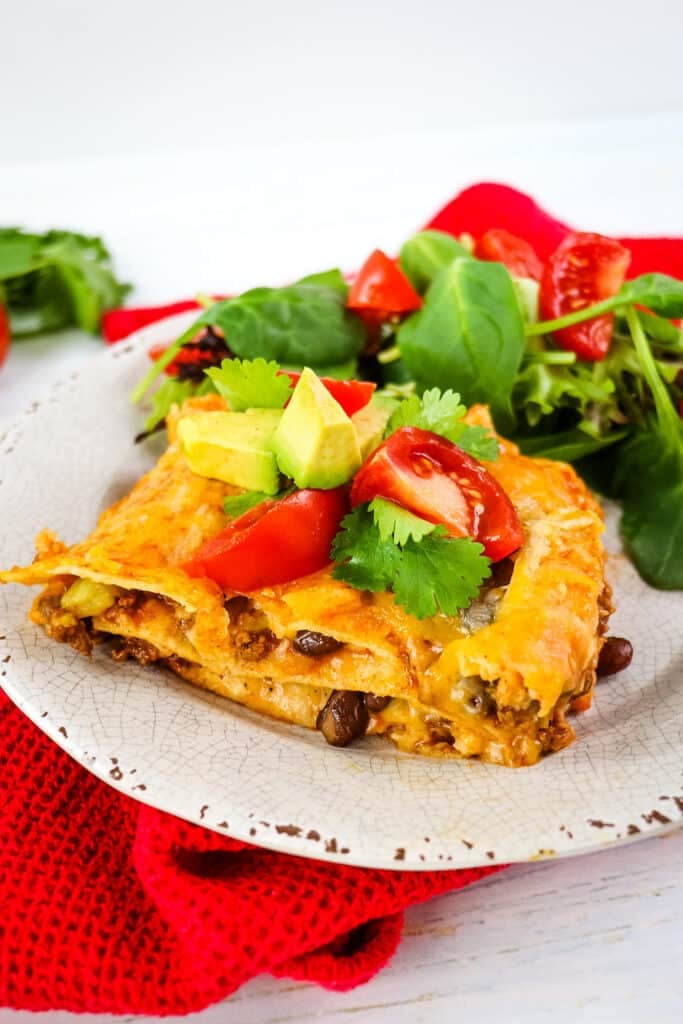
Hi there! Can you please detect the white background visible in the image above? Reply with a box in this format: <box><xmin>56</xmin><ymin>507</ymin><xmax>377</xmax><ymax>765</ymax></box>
<box><xmin>1</xmin><ymin>3</ymin><xmax>683</xmax><ymax>1021</ymax></box>
<box><xmin>2</xmin><ymin>0</ymin><xmax>683</xmax><ymax>162</ymax></box>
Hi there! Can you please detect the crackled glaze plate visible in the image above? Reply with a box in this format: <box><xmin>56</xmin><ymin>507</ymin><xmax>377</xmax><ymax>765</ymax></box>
<box><xmin>1</xmin><ymin>313</ymin><xmax>682</xmax><ymax>870</ymax></box>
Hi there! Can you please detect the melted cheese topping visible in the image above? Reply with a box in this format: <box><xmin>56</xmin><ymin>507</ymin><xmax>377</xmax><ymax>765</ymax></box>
<box><xmin>1</xmin><ymin>399</ymin><xmax>608</xmax><ymax>766</ymax></box>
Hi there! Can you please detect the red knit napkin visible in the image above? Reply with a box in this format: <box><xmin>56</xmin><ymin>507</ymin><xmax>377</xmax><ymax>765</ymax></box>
<box><xmin>0</xmin><ymin>689</ymin><xmax>500</xmax><ymax>1014</ymax></box>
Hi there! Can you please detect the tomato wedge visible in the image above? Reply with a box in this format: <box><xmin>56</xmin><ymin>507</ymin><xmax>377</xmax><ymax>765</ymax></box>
<box><xmin>282</xmin><ymin>371</ymin><xmax>375</xmax><ymax>417</ymax></box>
<box><xmin>347</xmin><ymin>249</ymin><xmax>422</xmax><ymax>332</ymax></box>
<box><xmin>184</xmin><ymin>488</ymin><xmax>348</xmax><ymax>591</ymax></box>
<box><xmin>474</xmin><ymin>229</ymin><xmax>543</xmax><ymax>281</ymax></box>
<box><xmin>539</xmin><ymin>232</ymin><xmax>631</xmax><ymax>360</ymax></box>
<box><xmin>0</xmin><ymin>302</ymin><xmax>10</xmax><ymax>369</ymax></box>
<box><xmin>351</xmin><ymin>427</ymin><xmax>523</xmax><ymax>562</ymax></box>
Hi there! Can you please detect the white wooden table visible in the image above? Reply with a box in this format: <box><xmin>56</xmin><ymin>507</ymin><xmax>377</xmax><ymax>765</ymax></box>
<box><xmin>1</xmin><ymin>120</ymin><xmax>682</xmax><ymax>1023</ymax></box>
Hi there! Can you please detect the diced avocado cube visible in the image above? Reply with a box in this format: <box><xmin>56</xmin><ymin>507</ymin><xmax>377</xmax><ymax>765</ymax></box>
<box><xmin>352</xmin><ymin>402</ymin><xmax>391</xmax><ymax>459</ymax></box>
<box><xmin>178</xmin><ymin>409</ymin><xmax>282</xmax><ymax>494</ymax></box>
<box><xmin>271</xmin><ymin>368</ymin><xmax>361</xmax><ymax>489</ymax></box>
<box><xmin>61</xmin><ymin>578</ymin><xmax>117</xmax><ymax>617</ymax></box>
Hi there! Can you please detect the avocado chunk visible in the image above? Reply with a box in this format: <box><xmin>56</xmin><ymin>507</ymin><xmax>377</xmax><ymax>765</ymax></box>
<box><xmin>271</xmin><ymin>368</ymin><xmax>361</xmax><ymax>488</ymax></box>
<box><xmin>61</xmin><ymin>578</ymin><xmax>118</xmax><ymax>617</ymax></box>
<box><xmin>352</xmin><ymin>401</ymin><xmax>391</xmax><ymax>459</ymax></box>
<box><xmin>178</xmin><ymin>409</ymin><xmax>283</xmax><ymax>493</ymax></box>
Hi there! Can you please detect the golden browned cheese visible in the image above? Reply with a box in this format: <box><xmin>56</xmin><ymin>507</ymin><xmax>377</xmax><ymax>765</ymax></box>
<box><xmin>0</xmin><ymin>398</ymin><xmax>609</xmax><ymax>766</ymax></box>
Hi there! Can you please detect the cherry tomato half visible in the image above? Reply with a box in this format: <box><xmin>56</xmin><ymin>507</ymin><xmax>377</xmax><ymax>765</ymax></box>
<box><xmin>282</xmin><ymin>371</ymin><xmax>375</xmax><ymax>417</ymax></box>
<box><xmin>184</xmin><ymin>487</ymin><xmax>348</xmax><ymax>592</ymax></box>
<box><xmin>347</xmin><ymin>249</ymin><xmax>422</xmax><ymax>332</ymax></box>
<box><xmin>0</xmin><ymin>302</ymin><xmax>10</xmax><ymax>369</ymax></box>
<box><xmin>539</xmin><ymin>232</ymin><xmax>630</xmax><ymax>361</ymax></box>
<box><xmin>351</xmin><ymin>427</ymin><xmax>523</xmax><ymax>562</ymax></box>
<box><xmin>474</xmin><ymin>229</ymin><xmax>543</xmax><ymax>281</ymax></box>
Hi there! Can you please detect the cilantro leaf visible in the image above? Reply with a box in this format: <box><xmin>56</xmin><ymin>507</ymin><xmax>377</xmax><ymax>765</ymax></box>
<box><xmin>223</xmin><ymin>487</ymin><xmax>292</xmax><ymax>518</ymax></box>
<box><xmin>331</xmin><ymin>505</ymin><xmax>491</xmax><ymax>619</ymax></box>
<box><xmin>369</xmin><ymin>497</ymin><xmax>436</xmax><ymax>545</ymax></box>
<box><xmin>386</xmin><ymin>387</ymin><xmax>499</xmax><ymax>460</ymax></box>
<box><xmin>205</xmin><ymin>358</ymin><xmax>292</xmax><ymax>411</ymax></box>
<box><xmin>331</xmin><ymin>506</ymin><xmax>401</xmax><ymax>592</ymax></box>
<box><xmin>223</xmin><ymin>491</ymin><xmax>274</xmax><ymax>517</ymax></box>
<box><xmin>394</xmin><ymin>532</ymin><xmax>490</xmax><ymax>619</ymax></box>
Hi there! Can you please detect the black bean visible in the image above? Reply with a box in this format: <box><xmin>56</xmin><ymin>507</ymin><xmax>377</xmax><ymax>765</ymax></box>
<box><xmin>316</xmin><ymin>691</ymin><xmax>369</xmax><ymax>746</ymax></box>
<box><xmin>225</xmin><ymin>595</ymin><xmax>251</xmax><ymax>619</ymax></box>
<box><xmin>489</xmin><ymin>557</ymin><xmax>515</xmax><ymax>588</ymax></box>
<box><xmin>597</xmin><ymin>637</ymin><xmax>633</xmax><ymax>677</ymax></box>
<box><xmin>293</xmin><ymin>630</ymin><xmax>344</xmax><ymax>657</ymax></box>
<box><xmin>364</xmin><ymin>693</ymin><xmax>391</xmax><ymax>712</ymax></box>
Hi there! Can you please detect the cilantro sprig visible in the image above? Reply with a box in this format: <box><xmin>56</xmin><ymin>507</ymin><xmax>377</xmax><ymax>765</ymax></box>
<box><xmin>369</xmin><ymin>496</ymin><xmax>436</xmax><ymax>545</ymax></box>
<box><xmin>206</xmin><ymin>358</ymin><xmax>292</xmax><ymax>411</ymax></box>
<box><xmin>385</xmin><ymin>388</ymin><xmax>499</xmax><ymax>460</ymax></box>
<box><xmin>332</xmin><ymin>503</ymin><xmax>491</xmax><ymax>619</ymax></box>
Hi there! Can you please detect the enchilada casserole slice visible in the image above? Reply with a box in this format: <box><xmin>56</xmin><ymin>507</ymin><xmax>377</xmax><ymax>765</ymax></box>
<box><xmin>0</xmin><ymin>395</ymin><xmax>611</xmax><ymax>767</ymax></box>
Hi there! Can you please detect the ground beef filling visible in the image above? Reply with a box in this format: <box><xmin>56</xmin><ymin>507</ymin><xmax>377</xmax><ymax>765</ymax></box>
<box><xmin>33</xmin><ymin>586</ymin><xmax>98</xmax><ymax>657</ymax></box>
<box><xmin>111</xmin><ymin>637</ymin><xmax>162</xmax><ymax>666</ymax></box>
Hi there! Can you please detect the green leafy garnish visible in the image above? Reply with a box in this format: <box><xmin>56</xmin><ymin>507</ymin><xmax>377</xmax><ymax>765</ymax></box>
<box><xmin>393</xmin><ymin>532</ymin><xmax>491</xmax><ymax>619</ymax></box>
<box><xmin>369</xmin><ymin>497</ymin><xmax>437</xmax><ymax>545</ymax></box>
<box><xmin>296</xmin><ymin>267</ymin><xmax>349</xmax><ymax>296</ymax></box>
<box><xmin>223</xmin><ymin>488</ymin><xmax>292</xmax><ymax>517</ymax></box>
<box><xmin>398</xmin><ymin>230</ymin><xmax>471</xmax><ymax>294</ymax></box>
<box><xmin>138</xmin><ymin>378</ymin><xmax>201</xmax><ymax>438</ymax></box>
<box><xmin>386</xmin><ymin>388</ymin><xmax>499</xmax><ymax>460</ymax></box>
<box><xmin>527</xmin><ymin>272</ymin><xmax>683</xmax><ymax>338</ymax></box>
<box><xmin>206</xmin><ymin>358</ymin><xmax>292</xmax><ymax>411</ymax></box>
<box><xmin>0</xmin><ymin>228</ymin><xmax>129</xmax><ymax>336</ymax></box>
<box><xmin>223</xmin><ymin>491</ymin><xmax>273</xmax><ymax>517</ymax></box>
<box><xmin>133</xmin><ymin>280</ymin><xmax>365</xmax><ymax>402</ymax></box>
<box><xmin>331</xmin><ymin>506</ymin><xmax>401</xmax><ymax>593</ymax></box>
<box><xmin>517</xmin><ymin>428</ymin><xmax>627</xmax><ymax>463</ymax></box>
<box><xmin>332</xmin><ymin>505</ymin><xmax>490</xmax><ymax>619</ymax></box>
<box><xmin>607</xmin><ymin>307</ymin><xmax>683</xmax><ymax>588</ymax></box>
<box><xmin>397</xmin><ymin>258</ymin><xmax>525</xmax><ymax>434</ymax></box>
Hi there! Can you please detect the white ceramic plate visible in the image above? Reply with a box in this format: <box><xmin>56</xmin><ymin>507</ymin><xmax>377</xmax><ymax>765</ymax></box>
<box><xmin>1</xmin><ymin>313</ymin><xmax>682</xmax><ymax>870</ymax></box>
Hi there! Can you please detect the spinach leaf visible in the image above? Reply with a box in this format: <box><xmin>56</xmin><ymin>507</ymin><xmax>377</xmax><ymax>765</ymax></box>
<box><xmin>397</xmin><ymin>258</ymin><xmax>525</xmax><ymax>433</ymax></box>
<box><xmin>205</xmin><ymin>283</ymin><xmax>365</xmax><ymax>365</ymax></box>
<box><xmin>606</xmin><ymin>306</ymin><xmax>683</xmax><ymax>588</ymax></box>
<box><xmin>636</xmin><ymin>309</ymin><xmax>682</xmax><ymax>350</ymax></box>
<box><xmin>134</xmin><ymin>282</ymin><xmax>366</xmax><ymax>402</ymax></box>
<box><xmin>398</xmin><ymin>230</ymin><xmax>470</xmax><ymax>293</ymax></box>
<box><xmin>296</xmin><ymin>268</ymin><xmax>349</xmax><ymax>296</ymax></box>
<box><xmin>619</xmin><ymin>274</ymin><xmax>683</xmax><ymax>318</ymax></box>
<box><xmin>610</xmin><ymin>422</ymin><xmax>683</xmax><ymax>588</ymax></box>
<box><xmin>517</xmin><ymin>427</ymin><xmax>628</xmax><ymax>462</ymax></box>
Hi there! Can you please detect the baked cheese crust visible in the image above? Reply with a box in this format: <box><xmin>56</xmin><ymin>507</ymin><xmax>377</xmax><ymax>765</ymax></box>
<box><xmin>0</xmin><ymin>398</ymin><xmax>610</xmax><ymax>766</ymax></box>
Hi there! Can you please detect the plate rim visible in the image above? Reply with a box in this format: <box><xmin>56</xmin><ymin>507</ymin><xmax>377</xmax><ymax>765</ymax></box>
<box><xmin>1</xmin><ymin>313</ymin><xmax>682</xmax><ymax>871</ymax></box>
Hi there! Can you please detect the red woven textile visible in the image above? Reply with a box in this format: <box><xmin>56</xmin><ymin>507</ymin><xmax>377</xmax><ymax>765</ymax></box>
<box><xmin>0</xmin><ymin>689</ymin><xmax>500</xmax><ymax>1015</ymax></box>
